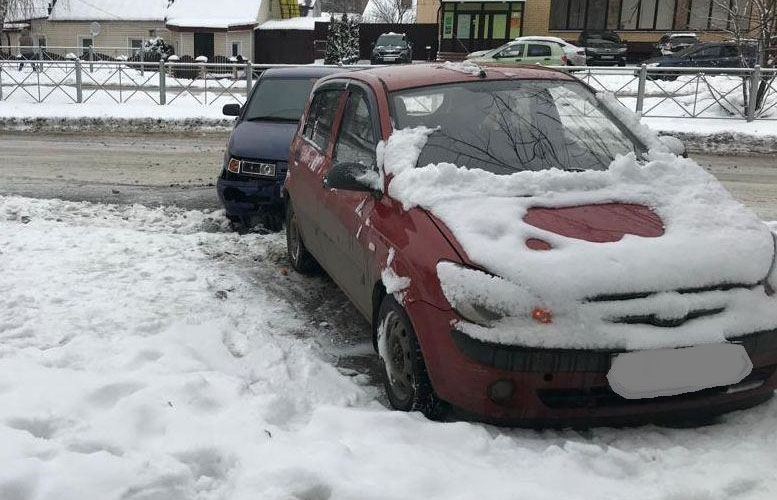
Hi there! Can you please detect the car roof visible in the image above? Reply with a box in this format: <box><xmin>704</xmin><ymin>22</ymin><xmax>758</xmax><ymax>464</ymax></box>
<box><xmin>322</xmin><ymin>62</ymin><xmax>575</xmax><ymax>93</ymax></box>
<box><xmin>517</xmin><ymin>36</ymin><xmax>569</xmax><ymax>44</ymax></box>
<box><xmin>260</xmin><ymin>66</ymin><xmax>354</xmax><ymax>79</ymax></box>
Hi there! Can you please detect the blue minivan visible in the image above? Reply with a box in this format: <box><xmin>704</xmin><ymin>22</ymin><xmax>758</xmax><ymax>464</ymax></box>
<box><xmin>217</xmin><ymin>67</ymin><xmax>350</xmax><ymax>230</ymax></box>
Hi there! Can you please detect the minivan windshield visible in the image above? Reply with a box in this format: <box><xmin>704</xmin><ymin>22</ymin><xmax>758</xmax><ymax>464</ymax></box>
<box><xmin>376</xmin><ymin>34</ymin><xmax>407</xmax><ymax>47</ymax></box>
<box><xmin>243</xmin><ymin>77</ymin><xmax>317</xmax><ymax>121</ymax></box>
<box><xmin>391</xmin><ymin>80</ymin><xmax>643</xmax><ymax>174</ymax></box>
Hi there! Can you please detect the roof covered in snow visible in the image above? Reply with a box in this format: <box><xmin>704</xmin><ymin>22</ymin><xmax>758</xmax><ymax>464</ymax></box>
<box><xmin>361</xmin><ymin>0</ymin><xmax>416</xmax><ymax>24</ymax></box>
<box><xmin>166</xmin><ymin>0</ymin><xmax>265</xmax><ymax>29</ymax></box>
<box><xmin>257</xmin><ymin>15</ymin><xmax>329</xmax><ymax>31</ymax></box>
<box><xmin>5</xmin><ymin>0</ymin><xmax>50</xmax><ymax>22</ymax></box>
<box><xmin>49</xmin><ymin>0</ymin><xmax>169</xmax><ymax>21</ymax></box>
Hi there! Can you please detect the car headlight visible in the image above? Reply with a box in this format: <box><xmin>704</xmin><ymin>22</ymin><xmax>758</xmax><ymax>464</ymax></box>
<box><xmin>618</xmin><ymin>47</ymin><xmax>627</xmax><ymax>53</ymax></box>
<box><xmin>227</xmin><ymin>158</ymin><xmax>276</xmax><ymax>178</ymax></box>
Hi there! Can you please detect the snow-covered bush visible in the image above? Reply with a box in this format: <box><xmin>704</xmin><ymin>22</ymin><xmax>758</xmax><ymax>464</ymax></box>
<box><xmin>324</xmin><ymin>13</ymin><xmax>359</xmax><ymax>65</ymax></box>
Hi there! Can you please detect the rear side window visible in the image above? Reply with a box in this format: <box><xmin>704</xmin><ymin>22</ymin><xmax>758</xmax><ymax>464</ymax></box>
<box><xmin>302</xmin><ymin>89</ymin><xmax>342</xmax><ymax>152</ymax></box>
<box><xmin>527</xmin><ymin>44</ymin><xmax>551</xmax><ymax>57</ymax></box>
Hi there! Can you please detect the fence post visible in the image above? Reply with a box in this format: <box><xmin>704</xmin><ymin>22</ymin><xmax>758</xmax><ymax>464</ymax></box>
<box><xmin>635</xmin><ymin>64</ymin><xmax>647</xmax><ymax>118</ymax></box>
<box><xmin>89</xmin><ymin>45</ymin><xmax>94</xmax><ymax>72</ymax></box>
<box><xmin>159</xmin><ymin>59</ymin><xmax>166</xmax><ymax>105</ymax></box>
<box><xmin>246</xmin><ymin>60</ymin><xmax>253</xmax><ymax>99</ymax></box>
<box><xmin>140</xmin><ymin>48</ymin><xmax>145</xmax><ymax>77</ymax></box>
<box><xmin>75</xmin><ymin>59</ymin><xmax>83</xmax><ymax>103</ymax></box>
<box><xmin>747</xmin><ymin>65</ymin><xmax>761</xmax><ymax>122</ymax></box>
<box><xmin>0</xmin><ymin>64</ymin><xmax>4</xmax><ymax>101</ymax></box>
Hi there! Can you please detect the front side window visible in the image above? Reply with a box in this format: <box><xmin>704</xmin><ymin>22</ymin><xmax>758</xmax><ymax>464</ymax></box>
<box><xmin>498</xmin><ymin>44</ymin><xmax>523</xmax><ymax>58</ymax></box>
<box><xmin>302</xmin><ymin>89</ymin><xmax>342</xmax><ymax>152</ymax></box>
<box><xmin>244</xmin><ymin>77</ymin><xmax>317</xmax><ymax>122</ymax></box>
<box><xmin>391</xmin><ymin>80</ymin><xmax>643</xmax><ymax>174</ymax></box>
<box><xmin>335</xmin><ymin>90</ymin><xmax>377</xmax><ymax>167</ymax></box>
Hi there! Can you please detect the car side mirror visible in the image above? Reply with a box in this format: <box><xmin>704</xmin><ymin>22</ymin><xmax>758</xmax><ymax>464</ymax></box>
<box><xmin>223</xmin><ymin>104</ymin><xmax>241</xmax><ymax>117</ymax></box>
<box><xmin>371</xmin><ymin>42</ymin><xmax>375</xmax><ymax>48</ymax></box>
<box><xmin>659</xmin><ymin>135</ymin><xmax>687</xmax><ymax>157</ymax></box>
<box><xmin>324</xmin><ymin>162</ymin><xmax>381</xmax><ymax>193</ymax></box>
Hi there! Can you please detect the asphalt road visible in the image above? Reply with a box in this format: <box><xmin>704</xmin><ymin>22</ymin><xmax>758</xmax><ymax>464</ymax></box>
<box><xmin>1</xmin><ymin>131</ymin><xmax>777</xmax><ymax>220</ymax></box>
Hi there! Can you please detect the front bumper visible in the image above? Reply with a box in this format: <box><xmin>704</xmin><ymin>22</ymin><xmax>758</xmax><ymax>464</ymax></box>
<box><xmin>371</xmin><ymin>54</ymin><xmax>410</xmax><ymax>64</ymax></box>
<box><xmin>586</xmin><ymin>53</ymin><xmax>627</xmax><ymax>65</ymax></box>
<box><xmin>216</xmin><ymin>171</ymin><xmax>284</xmax><ymax>220</ymax></box>
<box><xmin>407</xmin><ymin>301</ymin><xmax>777</xmax><ymax>427</ymax></box>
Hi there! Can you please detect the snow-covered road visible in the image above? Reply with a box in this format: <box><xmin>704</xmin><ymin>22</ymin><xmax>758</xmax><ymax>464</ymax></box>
<box><xmin>1</xmin><ymin>195</ymin><xmax>777</xmax><ymax>500</ymax></box>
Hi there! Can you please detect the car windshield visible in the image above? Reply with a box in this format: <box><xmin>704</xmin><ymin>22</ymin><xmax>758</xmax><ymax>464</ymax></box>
<box><xmin>587</xmin><ymin>32</ymin><xmax>620</xmax><ymax>43</ymax></box>
<box><xmin>242</xmin><ymin>77</ymin><xmax>317</xmax><ymax>121</ymax></box>
<box><xmin>675</xmin><ymin>44</ymin><xmax>704</xmax><ymax>57</ymax></box>
<box><xmin>377</xmin><ymin>35</ymin><xmax>407</xmax><ymax>47</ymax></box>
<box><xmin>391</xmin><ymin>80</ymin><xmax>643</xmax><ymax>174</ymax></box>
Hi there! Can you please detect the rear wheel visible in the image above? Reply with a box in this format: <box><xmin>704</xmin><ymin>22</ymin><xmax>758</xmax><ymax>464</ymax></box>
<box><xmin>285</xmin><ymin>201</ymin><xmax>318</xmax><ymax>274</ymax></box>
<box><xmin>377</xmin><ymin>295</ymin><xmax>442</xmax><ymax>418</ymax></box>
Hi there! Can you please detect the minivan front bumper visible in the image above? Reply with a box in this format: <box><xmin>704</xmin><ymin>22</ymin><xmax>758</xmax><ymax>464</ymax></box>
<box><xmin>216</xmin><ymin>172</ymin><xmax>284</xmax><ymax>223</ymax></box>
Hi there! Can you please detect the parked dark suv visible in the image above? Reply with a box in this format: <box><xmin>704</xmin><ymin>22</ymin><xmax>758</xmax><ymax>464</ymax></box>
<box><xmin>217</xmin><ymin>66</ymin><xmax>349</xmax><ymax>230</ymax></box>
<box><xmin>643</xmin><ymin>42</ymin><xmax>758</xmax><ymax>80</ymax></box>
<box><xmin>578</xmin><ymin>31</ymin><xmax>628</xmax><ymax>66</ymax></box>
<box><xmin>371</xmin><ymin>32</ymin><xmax>413</xmax><ymax>64</ymax></box>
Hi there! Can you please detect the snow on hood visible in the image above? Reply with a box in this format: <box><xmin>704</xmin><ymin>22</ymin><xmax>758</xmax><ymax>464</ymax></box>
<box><xmin>379</xmin><ymin>126</ymin><xmax>777</xmax><ymax>350</ymax></box>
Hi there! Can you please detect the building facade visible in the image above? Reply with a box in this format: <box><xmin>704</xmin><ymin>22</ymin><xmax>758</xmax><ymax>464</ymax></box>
<box><xmin>420</xmin><ymin>0</ymin><xmax>750</xmax><ymax>57</ymax></box>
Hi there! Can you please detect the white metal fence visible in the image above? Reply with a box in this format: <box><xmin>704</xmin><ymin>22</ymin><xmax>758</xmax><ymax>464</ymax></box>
<box><xmin>1</xmin><ymin>60</ymin><xmax>775</xmax><ymax>121</ymax></box>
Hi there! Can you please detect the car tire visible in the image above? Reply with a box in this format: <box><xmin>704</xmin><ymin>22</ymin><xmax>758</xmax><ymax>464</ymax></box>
<box><xmin>285</xmin><ymin>200</ymin><xmax>318</xmax><ymax>274</ymax></box>
<box><xmin>377</xmin><ymin>294</ymin><xmax>443</xmax><ymax>418</ymax></box>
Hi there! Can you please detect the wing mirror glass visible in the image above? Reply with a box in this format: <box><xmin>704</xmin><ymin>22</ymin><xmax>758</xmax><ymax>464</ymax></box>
<box><xmin>659</xmin><ymin>135</ymin><xmax>687</xmax><ymax>157</ymax></box>
<box><xmin>223</xmin><ymin>104</ymin><xmax>241</xmax><ymax>117</ymax></box>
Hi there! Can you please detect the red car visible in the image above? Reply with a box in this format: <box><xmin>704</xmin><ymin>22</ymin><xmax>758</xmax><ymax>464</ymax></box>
<box><xmin>284</xmin><ymin>63</ymin><xmax>777</xmax><ymax>426</ymax></box>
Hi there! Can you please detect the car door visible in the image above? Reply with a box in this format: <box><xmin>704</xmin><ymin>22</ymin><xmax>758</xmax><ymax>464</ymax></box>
<box><xmin>289</xmin><ymin>83</ymin><xmax>345</xmax><ymax>265</ymax></box>
<box><xmin>689</xmin><ymin>45</ymin><xmax>722</xmax><ymax>67</ymax></box>
<box><xmin>320</xmin><ymin>85</ymin><xmax>382</xmax><ymax>317</ymax></box>
<box><xmin>524</xmin><ymin>43</ymin><xmax>556</xmax><ymax>65</ymax></box>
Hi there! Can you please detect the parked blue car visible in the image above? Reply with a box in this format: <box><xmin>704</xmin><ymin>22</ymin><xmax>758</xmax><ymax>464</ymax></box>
<box><xmin>217</xmin><ymin>66</ymin><xmax>350</xmax><ymax>230</ymax></box>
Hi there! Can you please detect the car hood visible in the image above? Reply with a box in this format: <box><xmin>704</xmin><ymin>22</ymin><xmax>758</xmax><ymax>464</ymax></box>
<box><xmin>228</xmin><ymin>119</ymin><xmax>298</xmax><ymax>161</ymax></box>
<box><xmin>381</xmin><ymin>127</ymin><xmax>777</xmax><ymax>349</ymax></box>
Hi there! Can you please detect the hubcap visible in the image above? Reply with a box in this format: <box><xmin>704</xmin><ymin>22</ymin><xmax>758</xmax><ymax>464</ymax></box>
<box><xmin>383</xmin><ymin>311</ymin><xmax>413</xmax><ymax>403</ymax></box>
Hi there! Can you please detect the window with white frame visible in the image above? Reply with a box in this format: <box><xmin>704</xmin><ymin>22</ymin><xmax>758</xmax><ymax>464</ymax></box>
<box><xmin>79</xmin><ymin>37</ymin><xmax>93</xmax><ymax>55</ymax></box>
<box><xmin>130</xmin><ymin>38</ymin><xmax>144</xmax><ymax>57</ymax></box>
<box><xmin>231</xmin><ymin>41</ymin><xmax>242</xmax><ymax>58</ymax></box>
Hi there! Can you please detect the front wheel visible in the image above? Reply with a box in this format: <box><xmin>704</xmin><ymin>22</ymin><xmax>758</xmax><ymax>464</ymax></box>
<box><xmin>285</xmin><ymin>200</ymin><xmax>318</xmax><ymax>274</ymax></box>
<box><xmin>377</xmin><ymin>295</ymin><xmax>442</xmax><ymax>418</ymax></box>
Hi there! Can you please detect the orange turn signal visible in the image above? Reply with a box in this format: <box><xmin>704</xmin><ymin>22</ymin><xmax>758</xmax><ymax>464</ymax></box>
<box><xmin>227</xmin><ymin>158</ymin><xmax>241</xmax><ymax>173</ymax></box>
<box><xmin>531</xmin><ymin>308</ymin><xmax>553</xmax><ymax>324</ymax></box>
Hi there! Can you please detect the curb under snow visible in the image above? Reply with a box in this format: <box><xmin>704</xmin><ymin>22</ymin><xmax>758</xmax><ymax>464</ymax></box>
<box><xmin>1</xmin><ymin>116</ymin><xmax>775</xmax><ymax>155</ymax></box>
<box><xmin>0</xmin><ymin>116</ymin><xmax>235</xmax><ymax>134</ymax></box>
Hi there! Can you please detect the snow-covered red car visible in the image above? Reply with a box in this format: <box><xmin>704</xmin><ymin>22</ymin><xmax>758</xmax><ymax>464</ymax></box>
<box><xmin>283</xmin><ymin>63</ymin><xmax>777</xmax><ymax>426</ymax></box>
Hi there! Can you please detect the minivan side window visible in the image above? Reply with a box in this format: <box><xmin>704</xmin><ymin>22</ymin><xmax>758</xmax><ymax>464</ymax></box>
<box><xmin>334</xmin><ymin>90</ymin><xmax>377</xmax><ymax>167</ymax></box>
<box><xmin>303</xmin><ymin>89</ymin><xmax>342</xmax><ymax>152</ymax></box>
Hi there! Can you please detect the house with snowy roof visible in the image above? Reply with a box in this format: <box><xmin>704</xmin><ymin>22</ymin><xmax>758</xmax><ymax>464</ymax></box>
<box><xmin>23</xmin><ymin>0</ymin><xmax>170</xmax><ymax>57</ymax></box>
<box><xmin>1</xmin><ymin>0</ymin><xmax>51</xmax><ymax>50</ymax></box>
<box><xmin>165</xmin><ymin>0</ymin><xmax>267</xmax><ymax>62</ymax></box>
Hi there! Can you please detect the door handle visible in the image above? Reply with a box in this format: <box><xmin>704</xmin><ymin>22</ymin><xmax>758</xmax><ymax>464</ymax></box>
<box><xmin>544</xmin><ymin>57</ymin><xmax>551</xmax><ymax>61</ymax></box>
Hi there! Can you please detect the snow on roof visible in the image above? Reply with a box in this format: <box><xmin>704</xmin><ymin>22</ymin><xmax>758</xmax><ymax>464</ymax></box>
<box><xmin>361</xmin><ymin>0</ymin><xmax>416</xmax><ymax>24</ymax></box>
<box><xmin>5</xmin><ymin>0</ymin><xmax>49</xmax><ymax>22</ymax></box>
<box><xmin>49</xmin><ymin>0</ymin><xmax>169</xmax><ymax>21</ymax></box>
<box><xmin>166</xmin><ymin>0</ymin><xmax>264</xmax><ymax>29</ymax></box>
<box><xmin>258</xmin><ymin>15</ymin><xmax>329</xmax><ymax>31</ymax></box>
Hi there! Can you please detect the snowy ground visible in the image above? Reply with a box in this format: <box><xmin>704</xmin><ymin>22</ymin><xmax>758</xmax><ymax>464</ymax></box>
<box><xmin>2</xmin><ymin>195</ymin><xmax>777</xmax><ymax>500</ymax></box>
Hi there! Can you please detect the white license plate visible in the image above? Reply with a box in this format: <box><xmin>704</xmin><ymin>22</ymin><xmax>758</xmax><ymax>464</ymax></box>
<box><xmin>383</xmin><ymin>56</ymin><xmax>397</xmax><ymax>61</ymax></box>
<box><xmin>601</xmin><ymin>55</ymin><xmax>615</xmax><ymax>60</ymax></box>
<box><xmin>607</xmin><ymin>343</ymin><xmax>752</xmax><ymax>399</ymax></box>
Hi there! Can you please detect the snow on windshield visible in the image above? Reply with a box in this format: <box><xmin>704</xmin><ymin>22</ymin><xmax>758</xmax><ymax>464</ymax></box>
<box><xmin>379</xmin><ymin>121</ymin><xmax>775</xmax><ymax>349</ymax></box>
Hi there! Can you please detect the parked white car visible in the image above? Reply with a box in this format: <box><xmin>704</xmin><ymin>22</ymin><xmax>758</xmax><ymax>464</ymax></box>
<box><xmin>515</xmin><ymin>36</ymin><xmax>587</xmax><ymax>66</ymax></box>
